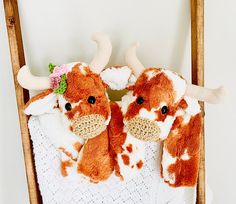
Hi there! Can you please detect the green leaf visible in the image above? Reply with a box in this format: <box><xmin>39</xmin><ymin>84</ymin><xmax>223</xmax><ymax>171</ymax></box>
<box><xmin>49</xmin><ymin>63</ymin><xmax>56</xmax><ymax>73</ymax></box>
<box><xmin>55</xmin><ymin>74</ymin><xmax>67</xmax><ymax>94</ymax></box>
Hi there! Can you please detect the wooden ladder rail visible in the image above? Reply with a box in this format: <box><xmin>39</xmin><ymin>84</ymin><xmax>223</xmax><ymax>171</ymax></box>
<box><xmin>191</xmin><ymin>0</ymin><xmax>205</xmax><ymax>203</ymax></box>
<box><xmin>3</xmin><ymin>0</ymin><xmax>42</xmax><ymax>203</ymax></box>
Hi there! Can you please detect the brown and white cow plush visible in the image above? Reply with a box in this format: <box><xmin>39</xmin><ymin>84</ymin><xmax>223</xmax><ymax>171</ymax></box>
<box><xmin>17</xmin><ymin>33</ymin><xmax>116</xmax><ymax>182</ymax></box>
<box><xmin>106</xmin><ymin>43</ymin><xmax>225</xmax><ymax>186</ymax></box>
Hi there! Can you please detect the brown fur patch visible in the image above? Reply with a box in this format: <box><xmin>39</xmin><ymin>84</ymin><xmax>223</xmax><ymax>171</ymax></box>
<box><xmin>126</xmin><ymin>144</ymin><xmax>133</xmax><ymax>153</ymax></box>
<box><xmin>77</xmin><ymin>130</ymin><xmax>113</xmax><ymax>182</ymax></box>
<box><xmin>64</xmin><ymin>64</ymin><xmax>110</xmax><ymax>120</ymax></box>
<box><xmin>125</xmin><ymin>69</ymin><xmax>175</xmax><ymax>120</ymax></box>
<box><xmin>136</xmin><ymin>160</ymin><xmax>143</xmax><ymax>169</ymax></box>
<box><xmin>121</xmin><ymin>154</ymin><xmax>130</xmax><ymax>166</ymax></box>
<box><xmin>24</xmin><ymin>89</ymin><xmax>53</xmax><ymax>109</ymax></box>
<box><xmin>163</xmin><ymin>113</ymin><xmax>202</xmax><ymax>186</ymax></box>
<box><xmin>108</xmin><ymin>102</ymin><xmax>127</xmax><ymax>179</ymax></box>
<box><xmin>167</xmin><ymin>155</ymin><xmax>199</xmax><ymax>187</ymax></box>
<box><xmin>61</xmin><ymin>160</ymin><xmax>73</xmax><ymax>177</ymax></box>
<box><xmin>108</xmin><ymin>102</ymin><xmax>127</xmax><ymax>154</ymax></box>
<box><xmin>171</xmin><ymin>116</ymin><xmax>184</xmax><ymax>130</ymax></box>
<box><xmin>178</xmin><ymin>99</ymin><xmax>188</xmax><ymax>109</ymax></box>
<box><xmin>59</xmin><ymin>147</ymin><xmax>76</xmax><ymax>161</ymax></box>
<box><xmin>165</xmin><ymin>113</ymin><xmax>201</xmax><ymax>157</ymax></box>
<box><xmin>73</xmin><ymin>142</ymin><xmax>83</xmax><ymax>153</ymax></box>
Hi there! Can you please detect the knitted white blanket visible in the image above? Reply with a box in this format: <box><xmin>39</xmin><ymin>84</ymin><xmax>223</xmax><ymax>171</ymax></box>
<box><xmin>28</xmin><ymin>115</ymin><xmax>197</xmax><ymax>204</ymax></box>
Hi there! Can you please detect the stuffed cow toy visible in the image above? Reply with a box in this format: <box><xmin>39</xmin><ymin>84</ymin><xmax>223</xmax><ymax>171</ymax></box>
<box><xmin>17</xmin><ymin>33</ymin><xmax>115</xmax><ymax>182</ymax></box>
<box><xmin>101</xmin><ymin>45</ymin><xmax>225</xmax><ymax>188</ymax></box>
<box><xmin>17</xmin><ymin>33</ymin><xmax>225</xmax><ymax>192</ymax></box>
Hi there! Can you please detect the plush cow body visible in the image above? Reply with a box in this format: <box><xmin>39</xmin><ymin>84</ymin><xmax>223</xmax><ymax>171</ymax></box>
<box><xmin>107</xmin><ymin>67</ymin><xmax>202</xmax><ymax>187</ymax></box>
<box><xmin>24</xmin><ymin>62</ymin><xmax>114</xmax><ymax>182</ymax></box>
<box><xmin>18</xmin><ymin>33</ymin><xmax>116</xmax><ymax>182</ymax></box>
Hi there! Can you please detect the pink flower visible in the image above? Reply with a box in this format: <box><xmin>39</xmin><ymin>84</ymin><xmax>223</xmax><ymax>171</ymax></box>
<box><xmin>50</xmin><ymin>64</ymin><xmax>69</xmax><ymax>89</ymax></box>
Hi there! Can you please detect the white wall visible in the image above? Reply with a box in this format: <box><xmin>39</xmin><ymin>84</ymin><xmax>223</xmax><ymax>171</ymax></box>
<box><xmin>0</xmin><ymin>0</ymin><xmax>235</xmax><ymax>203</ymax></box>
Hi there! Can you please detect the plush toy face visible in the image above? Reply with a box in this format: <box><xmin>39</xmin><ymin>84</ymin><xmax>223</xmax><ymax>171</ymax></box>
<box><xmin>24</xmin><ymin>63</ymin><xmax>111</xmax><ymax>139</ymax></box>
<box><xmin>122</xmin><ymin>68</ymin><xmax>187</xmax><ymax>141</ymax></box>
<box><xmin>58</xmin><ymin>64</ymin><xmax>110</xmax><ymax>138</ymax></box>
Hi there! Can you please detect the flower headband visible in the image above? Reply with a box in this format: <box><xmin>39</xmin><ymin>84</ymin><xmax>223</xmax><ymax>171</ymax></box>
<box><xmin>49</xmin><ymin>63</ymin><xmax>69</xmax><ymax>94</ymax></box>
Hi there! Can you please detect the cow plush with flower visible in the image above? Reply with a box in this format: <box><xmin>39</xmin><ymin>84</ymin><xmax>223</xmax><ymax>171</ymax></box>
<box><xmin>17</xmin><ymin>33</ymin><xmax>115</xmax><ymax>182</ymax></box>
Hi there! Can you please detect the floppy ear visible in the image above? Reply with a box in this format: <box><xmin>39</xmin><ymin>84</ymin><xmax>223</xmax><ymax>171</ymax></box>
<box><xmin>24</xmin><ymin>89</ymin><xmax>58</xmax><ymax>115</ymax></box>
<box><xmin>100</xmin><ymin>66</ymin><xmax>136</xmax><ymax>90</ymax></box>
<box><xmin>161</xmin><ymin>97</ymin><xmax>202</xmax><ymax>187</ymax></box>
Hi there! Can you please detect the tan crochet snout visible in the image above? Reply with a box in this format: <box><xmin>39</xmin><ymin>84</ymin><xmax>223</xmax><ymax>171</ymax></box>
<box><xmin>71</xmin><ymin>114</ymin><xmax>107</xmax><ymax>139</ymax></box>
<box><xmin>127</xmin><ymin>117</ymin><xmax>161</xmax><ymax>142</ymax></box>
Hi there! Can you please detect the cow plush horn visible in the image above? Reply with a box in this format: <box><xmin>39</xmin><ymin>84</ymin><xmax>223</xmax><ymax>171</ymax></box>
<box><xmin>125</xmin><ymin>42</ymin><xmax>145</xmax><ymax>78</ymax></box>
<box><xmin>125</xmin><ymin>43</ymin><xmax>226</xmax><ymax>104</ymax></box>
<box><xmin>17</xmin><ymin>65</ymin><xmax>51</xmax><ymax>90</ymax></box>
<box><xmin>185</xmin><ymin>84</ymin><xmax>226</xmax><ymax>104</ymax></box>
<box><xmin>89</xmin><ymin>32</ymin><xmax>112</xmax><ymax>74</ymax></box>
<box><xmin>17</xmin><ymin>33</ymin><xmax>112</xmax><ymax>90</ymax></box>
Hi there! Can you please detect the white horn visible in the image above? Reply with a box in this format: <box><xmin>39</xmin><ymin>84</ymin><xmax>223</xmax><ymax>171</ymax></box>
<box><xmin>89</xmin><ymin>32</ymin><xmax>112</xmax><ymax>74</ymax></box>
<box><xmin>125</xmin><ymin>42</ymin><xmax>145</xmax><ymax>77</ymax></box>
<box><xmin>185</xmin><ymin>84</ymin><xmax>226</xmax><ymax>104</ymax></box>
<box><xmin>17</xmin><ymin>65</ymin><xmax>50</xmax><ymax>90</ymax></box>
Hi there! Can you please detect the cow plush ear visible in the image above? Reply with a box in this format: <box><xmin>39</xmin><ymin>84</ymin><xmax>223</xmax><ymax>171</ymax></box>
<box><xmin>100</xmin><ymin>66</ymin><xmax>136</xmax><ymax>90</ymax></box>
<box><xmin>161</xmin><ymin>97</ymin><xmax>202</xmax><ymax>187</ymax></box>
<box><xmin>24</xmin><ymin>89</ymin><xmax>58</xmax><ymax>115</ymax></box>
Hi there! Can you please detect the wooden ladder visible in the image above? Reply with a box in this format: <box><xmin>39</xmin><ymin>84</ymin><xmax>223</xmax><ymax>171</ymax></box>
<box><xmin>3</xmin><ymin>0</ymin><xmax>205</xmax><ymax>203</ymax></box>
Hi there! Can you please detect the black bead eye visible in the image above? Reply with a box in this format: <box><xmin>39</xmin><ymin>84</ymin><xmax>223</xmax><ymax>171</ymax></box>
<box><xmin>87</xmin><ymin>96</ymin><xmax>96</xmax><ymax>104</ymax></box>
<box><xmin>161</xmin><ymin>106</ymin><xmax>168</xmax><ymax>114</ymax></box>
<box><xmin>65</xmin><ymin>103</ymin><xmax>72</xmax><ymax>111</ymax></box>
<box><xmin>136</xmin><ymin>97</ymin><xmax>144</xmax><ymax>105</ymax></box>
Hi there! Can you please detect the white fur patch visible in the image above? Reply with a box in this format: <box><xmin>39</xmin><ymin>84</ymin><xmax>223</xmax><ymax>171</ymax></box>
<box><xmin>121</xmin><ymin>91</ymin><xmax>137</xmax><ymax>114</ymax></box>
<box><xmin>164</xmin><ymin>70</ymin><xmax>186</xmax><ymax>103</ymax></box>
<box><xmin>105</xmin><ymin>115</ymin><xmax>111</xmax><ymax>125</ymax></box>
<box><xmin>38</xmin><ymin>111</ymin><xmax>84</xmax><ymax>157</ymax></box>
<box><xmin>145</xmin><ymin>69</ymin><xmax>159</xmax><ymax>80</ymax></box>
<box><xmin>181</xmin><ymin>149</ymin><xmax>190</xmax><ymax>161</ymax></box>
<box><xmin>66</xmin><ymin>62</ymin><xmax>81</xmax><ymax>72</ymax></box>
<box><xmin>117</xmin><ymin>132</ymin><xmax>145</xmax><ymax>180</ymax></box>
<box><xmin>139</xmin><ymin>108</ymin><xmax>157</xmax><ymax>120</ymax></box>
<box><xmin>64</xmin><ymin>62</ymin><xmax>88</xmax><ymax>75</ymax></box>
<box><xmin>184</xmin><ymin>96</ymin><xmax>201</xmax><ymax>116</ymax></box>
<box><xmin>156</xmin><ymin>116</ymin><xmax>175</xmax><ymax>140</ymax></box>
<box><xmin>24</xmin><ymin>93</ymin><xmax>57</xmax><ymax>115</ymax></box>
<box><xmin>100</xmin><ymin>66</ymin><xmax>133</xmax><ymax>90</ymax></box>
<box><xmin>162</xmin><ymin>147</ymin><xmax>176</xmax><ymax>184</ymax></box>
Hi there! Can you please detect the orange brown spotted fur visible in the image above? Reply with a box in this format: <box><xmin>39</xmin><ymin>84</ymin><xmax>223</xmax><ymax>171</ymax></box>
<box><xmin>77</xmin><ymin>130</ymin><xmax>114</xmax><ymax>182</ymax></box>
<box><xmin>122</xmin><ymin>68</ymin><xmax>202</xmax><ymax>187</ymax></box>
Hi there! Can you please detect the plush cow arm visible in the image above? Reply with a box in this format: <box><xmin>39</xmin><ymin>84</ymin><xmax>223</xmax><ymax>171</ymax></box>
<box><xmin>108</xmin><ymin>102</ymin><xmax>145</xmax><ymax>180</ymax></box>
<box><xmin>38</xmin><ymin>111</ymin><xmax>84</xmax><ymax>177</ymax></box>
<box><xmin>77</xmin><ymin>130</ymin><xmax>113</xmax><ymax>182</ymax></box>
<box><xmin>161</xmin><ymin>98</ymin><xmax>202</xmax><ymax>187</ymax></box>
<box><xmin>24</xmin><ymin>89</ymin><xmax>58</xmax><ymax>115</ymax></box>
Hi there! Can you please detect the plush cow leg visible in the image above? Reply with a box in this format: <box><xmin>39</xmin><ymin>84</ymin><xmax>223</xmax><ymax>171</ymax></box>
<box><xmin>77</xmin><ymin>130</ymin><xmax>113</xmax><ymax>182</ymax></box>
<box><xmin>161</xmin><ymin>112</ymin><xmax>201</xmax><ymax>187</ymax></box>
